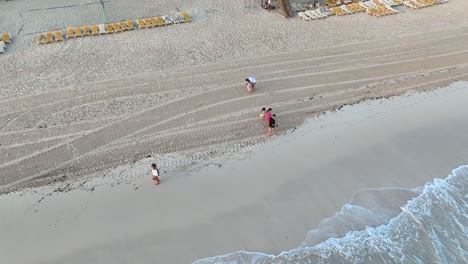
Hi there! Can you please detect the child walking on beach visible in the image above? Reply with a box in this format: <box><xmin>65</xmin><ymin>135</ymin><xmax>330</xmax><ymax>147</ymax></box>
<box><xmin>151</xmin><ymin>163</ymin><xmax>160</xmax><ymax>185</ymax></box>
<box><xmin>260</xmin><ymin>107</ymin><xmax>266</xmax><ymax>120</ymax></box>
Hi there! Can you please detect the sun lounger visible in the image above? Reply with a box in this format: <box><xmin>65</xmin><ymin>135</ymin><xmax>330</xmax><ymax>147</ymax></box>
<box><xmin>136</xmin><ymin>19</ymin><xmax>146</xmax><ymax>29</ymax></box>
<box><xmin>105</xmin><ymin>24</ymin><xmax>114</xmax><ymax>33</ymax></box>
<box><xmin>173</xmin><ymin>14</ymin><xmax>186</xmax><ymax>23</ymax></box>
<box><xmin>298</xmin><ymin>12</ymin><xmax>311</xmax><ymax>21</ymax></box>
<box><xmin>162</xmin><ymin>16</ymin><xmax>174</xmax><ymax>24</ymax></box>
<box><xmin>404</xmin><ymin>1</ymin><xmax>418</xmax><ymax>8</ymax></box>
<box><xmin>45</xmin><ymin>32</ymin><xmax>54</xmax><ymax>43</ymax></box>
<box><xmin>182</xmin><ymin>12</ymin><xmax>192</xmax><ymax>22</ymax></box>
<box><xmin>67</xmin><ymin>27</ymin><xmax>75</xmax><ymax>38</ymax></box>
<box><xmin>98</xmin><ymin>24</ymin><xmax>106</xmax><ymax>34</ymax></box>
<box><xmin>126</xmin><ymin>20</ymin><xmax>136</xmax><ymax>30</ymax></box>
<box><xmin>54</xmin><ymin>30</ymin><xmax>64</xmax><ymax>41</ymax></box>
<box><xmin>0</xmin><ymin>41</ymin><xmax>5</xmax><ymax>53</ymax></box>
<box><xmin>156</xmin><ymin>17</ymin><xmax>166</xmax><ymax>25</ymax></box>
<box><xmin>36</xmin><ymin>33</ymin><xmax>46</xmax><ymax>45</ymax></box>
<box><xmin>91</xmin><ymin>25</ymin><xmax>99</xmax><ymax>35</ymax></box>
<box><xmin>150</xmin><ymin>17</ymin><xmax>160</xmax><ymax>26</ymax></box>
<box><xmin>83</xmin><ymin>25</ymin><xmax>91</xmax><ymax>36</ymax></box>
<box><xmin>75</xmin><ymin>27</ymin><xmax>83</xmax><ymax>37</ymax></box>
<box><xmin>317</xmin><ymin>9</ymin><xmax>330</xmax><ymax>18</ymax></box>
<box><xmin>305</xmin><ymin>10</ymin><xmax>317</xmax><ymax>19</ymax></box>
<box><xmin>112</xmin><ymin>23</ymin><xmax>122</xmax><ymax>33</ymax></box>
<box><xmin>143</xmin><ymin>18</ymin><xmax>154</xmax><ymax>28</ymax></box>
<box><xmin>2</xmin><ymin>33</ymin><xmax>11</xmax><ymax>44</ymax></box>
<box><xmin>119</xmin><ymin>21</ymin><xmax>129</xmax><ymax>31</ymax></box>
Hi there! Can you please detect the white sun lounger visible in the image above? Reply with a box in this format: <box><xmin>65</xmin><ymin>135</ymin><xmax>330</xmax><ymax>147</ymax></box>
<box><xmin>315</xmin><ymin>9</ymin><xmax>329</xmax><ymax>18</ymax></box>
<box><xmin>305</xmin><ymin>10</ymin><xmax>318</xmax><ymax>19</ymax></box>
<box><xmin>98</xmin><ymin>24</ymin><xmax>106</xmax><ymax>34</ymax></box>
<box><xmin>298</xmin><ymin>12</ymin><xmax>311</xmax><ymax>21</ymax></box>
<box><xmin>162</xmin><ymin>16</ymin><xmax>174</xmax><ymax>24</ymax></box>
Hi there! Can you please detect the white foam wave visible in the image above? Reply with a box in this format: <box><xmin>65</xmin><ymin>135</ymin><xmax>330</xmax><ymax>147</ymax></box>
<box><xmin>194</xmin><ymin>165</ymin><xmax>468</xmax><ymax>264</ymax></box>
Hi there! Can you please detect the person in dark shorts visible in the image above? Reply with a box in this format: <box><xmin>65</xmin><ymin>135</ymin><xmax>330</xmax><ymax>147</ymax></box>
<box><xmin>267</xmin><ymin>114</ymin><xmax>277</xmax><ymax>137</ymax></box>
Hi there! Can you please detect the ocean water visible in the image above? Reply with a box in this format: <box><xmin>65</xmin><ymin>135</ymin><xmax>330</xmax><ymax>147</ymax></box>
<box><xmin>194</xmin><ymin>165</ymin><xmax>468</xmax><ymax>264</ymax></box>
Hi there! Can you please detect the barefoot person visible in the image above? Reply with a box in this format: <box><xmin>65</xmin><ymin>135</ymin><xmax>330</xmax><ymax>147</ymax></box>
<box><xmin>264</xmin><ymin>108</ymin><xmax>272</xmax><ymax>127</ymax></box>
<box><xmin>260</xmin><ymin>107</ymin><xmax>266</xmax><ymax>120</ymax></box>
<box><xmin>267</xmin><ymin>114</ymin><xmax>277</xmax><ymax>137</ymax></box>
<box><xmin>151</xmin><ymin>163</ymin><xmax>160</xmax><ymax>185</ymax></box>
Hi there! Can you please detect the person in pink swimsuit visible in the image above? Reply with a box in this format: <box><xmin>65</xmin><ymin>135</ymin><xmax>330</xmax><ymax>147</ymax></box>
<box><xmin>264</xmin><ymin>108</ymin><xmax>272</xmax><ymax>127</ymax></box>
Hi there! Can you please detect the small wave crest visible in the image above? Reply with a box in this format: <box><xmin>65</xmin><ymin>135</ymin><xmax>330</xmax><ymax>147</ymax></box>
<box><xmin>194</xmin><ymin>165</ymin><xmax>468</xmax><ymax>264</ymax></box>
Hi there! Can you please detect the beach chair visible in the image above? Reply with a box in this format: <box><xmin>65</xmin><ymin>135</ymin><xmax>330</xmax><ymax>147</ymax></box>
<box><xmin>182</xmin><ymin>12</ymin><xmax>192</xmax><ymax>22</ymax></box>
<box><xmin>150</xmin><ymin>17</ymin><xmax>160</xmax><ymax>26</ymax></box>
<box><xmin>119</xmin><ymin>21</ymin><xmax>129</xmax><ymax>31</ymax></box>
<box><xmin>126</xmin><ymin>20</ymin><xmax>136</xmax><ymax>30</ymax></box>
<box><xmin>67</xmin><ymin>27</ymin><xmax>75</xmax><ymax>38</ymax></box>
<box><xmin>105</xmin><ymin>24</ymin><xmax>114</xmax><ymax>33</ymax></box>
<box><xmin>91</xmin><ymin>25</ymin><xmax>99</xmax><ymax>35</ymax></box>
<box><xmin>305</xmin><ymin>10</ymin><xmax>317</xmax><ymax>19</ymax></box>
<box><xmin>409</xmin><ymin>0</ymin><xmax>423</xmax><ymax>7</ymax></box>
<box><xmin>83</xmin><ymin>25</ymin><xmax>91</xmax><ymax>36</ymax></box>
<box><xmin>298</xmin><ymin>12</ymin><xmax>311</xmax><ymax>21</ymax></box>
<box><xmin>54</xmin><ymin>30</ymin><xmax>64</xmax><ymax>41</ymax></box>
<box><xmin>143</xmin><ymin>18</ymin><xmax>154</xmax><ymax>28</ymax></box>
<box><xmin>156</xmin><ymin>17</ymin><xmax>166</xmax><ymax>26</ymax></box>
<box><xmin>162</xmin><ymin>16</ymin><xmax>174</xmax><ymax>24</ymax></box>
<box><xmin>112</xmin><ymin>23</ymin><xmax>122</xmax><ymax>33</ymax></box>
<box><xmin>36</xmin><ymin>33</ymin><xmax>45</xmax><ymax>45</ymax></box>
<box><xmin>136</xmin><ymin>19</ymin><xmax>146</xmax><ymax>29</ymax></box>
<box><xmin>173</xmin><ymin>14</ymin><xmax>186</xmax><ymax>23</ymax></box>
<box><xmin>316</xmin><ymin>9</ymin><xmax>330</xmax><ymax>18</ymax></box>
<box><xmin>75</xmin><ymin>27</ymin><xmax>83</xmax><ymax>37</ymax></box>
<box><xmin>98</xmin><ymin>24</ymin><xmax>106</xmax><ymax>34</ymax></box>
<box><xmin>404</xmin><ymin>1</ymin><xmax>418</xmax><ymax>8</ymax></box>
<box><xmin>2</xmin><ymin>33</ymin><xmax>11</xmax><ymax>44</ymax></box>
<box><xmin>45</xmin><ymin>32</ymin><xmax>54</xmax><ymax>43</ymax></box>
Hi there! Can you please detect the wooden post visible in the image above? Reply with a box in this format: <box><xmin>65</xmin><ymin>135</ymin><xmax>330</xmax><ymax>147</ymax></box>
<box><xmin>277</xmin><ymin>0</ymin><xmax>292</xmax><ymax>18</ymax></box>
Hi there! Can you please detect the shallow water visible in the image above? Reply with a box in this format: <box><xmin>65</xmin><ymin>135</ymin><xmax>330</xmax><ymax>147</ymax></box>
<box><xmin>194</xmin><ymin>165</ymin><xmax>468</xmax><ymax>264</ymax></box>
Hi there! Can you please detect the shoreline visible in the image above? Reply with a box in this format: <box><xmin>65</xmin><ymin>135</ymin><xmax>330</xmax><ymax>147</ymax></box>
<box><xmin>1</xmin><ymin>0</ymin><xmax>468</xmax><ymax>191</ymax></box>
<box><xmin>1</xmin><ymin>82</ymin><xmax>468</xmax><ymax>263</ymax></box>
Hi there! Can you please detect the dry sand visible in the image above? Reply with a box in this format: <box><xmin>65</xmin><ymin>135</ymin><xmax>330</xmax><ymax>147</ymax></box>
<box><xmin>0</xmin><ymin>0</ymin><xmax>468</xmax><ymax>191</ymax></box>
<box><xmin>1</xmin><ymin>0</ymin><xmax>468</xmax><ymax>263</ymax></box>
<box><xmin>1</xmin><ymin>83</ymin><xmax>468</xmax><ymax>264</ymax></box>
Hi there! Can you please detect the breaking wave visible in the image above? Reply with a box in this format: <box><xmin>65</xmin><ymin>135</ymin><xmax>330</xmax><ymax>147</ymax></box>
<box><xmin>194</xmin><ymin>165</ymin><xmax>468</xmax><ymax>264</ymax></box>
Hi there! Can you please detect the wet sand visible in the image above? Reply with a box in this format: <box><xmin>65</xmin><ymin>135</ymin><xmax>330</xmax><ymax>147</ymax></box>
<box><xmin>1</xmin><ymin>83</ymin><xmax>468</xmax><ymax>264</ymax></box>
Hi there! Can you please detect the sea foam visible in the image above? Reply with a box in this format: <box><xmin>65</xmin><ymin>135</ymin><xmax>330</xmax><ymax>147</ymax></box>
<box><xmin>194</xmin><ymin>165</ymin><xmax>468</xmax><ymax>264</ymax></box>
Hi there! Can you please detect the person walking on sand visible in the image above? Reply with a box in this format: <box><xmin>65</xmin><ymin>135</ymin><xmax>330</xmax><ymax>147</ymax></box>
<box><xmin>264</xmin><ymin>108</ymin><xmax>272</xmax><ymax>127</ymax></box>
<box><xmin>267</xmin><ymin>114</ymin><xmax>277</xmax><ymax>137</ymax></box>
<box><xmin>246</xmin><ymin>77</ymin><xmax>256</xmax><ymax>94</ymax></box>
<box><xmin>151</xmin><ymin>163</ymin><xmax>160</xmax><ymax>185</ymax></box>
<box><xmin>260</xmin><ymin>107</ymin><xmax>266</xmax><ymax>120</ymax></box>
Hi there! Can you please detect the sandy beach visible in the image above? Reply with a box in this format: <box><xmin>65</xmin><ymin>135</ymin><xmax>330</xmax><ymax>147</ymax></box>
<box><xmin>1</xmin><ymin>0</ymin><xmax>468</xmax><ymax>263</ymax></box>
<box><xmin>1</xmin><ymin>83</ymin><xmax>468</xmax><ymax>263</ymax></box>
<box><xmin>1</xmin><ymin>0</ymin><xmax>468</xmax><ymax>191</ymax></box>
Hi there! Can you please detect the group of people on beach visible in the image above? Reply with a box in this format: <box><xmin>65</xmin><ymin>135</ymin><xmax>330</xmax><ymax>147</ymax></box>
<box><xmin>150</xmin><ymin>77</ymin><xmax>280</xmax><ymax>185</ymax></box>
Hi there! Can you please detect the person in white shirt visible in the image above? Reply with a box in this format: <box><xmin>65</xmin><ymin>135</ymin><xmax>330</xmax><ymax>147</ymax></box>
<box><xmin>151</xmin><ymin>163</ymin><xmax>160</xmax><ymax>185</ymax></box>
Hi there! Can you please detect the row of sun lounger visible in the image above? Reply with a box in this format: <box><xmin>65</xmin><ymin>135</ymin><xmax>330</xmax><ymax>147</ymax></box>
<box><xmin>298</xmin><ymin>9</ymin><xmax>330</xmax><ymax>20</ymax></box>
<box><xmin>0</xmin><ymin>34</ymin><xmax>11</xmax><ymax>53</ymax></box>
<box><xmin>36</xmin><ymin>31</ymin><xmax>63</xmax><ymax>44</ymax></box>
<box><xmin>366</xmin><ymin>5</ymin><xmax>399</xmax><ymax>16</ymax></box>
<box><xmin>136</xmin><ymin>12</ymin><xmax>192</xmax><ymax>29</ymax></box>
<box><xmin>404</xmin><ymin>0</ymin><xmax>446</xmax><ymax>9</ymax></box>
<box><xmin>35</xmin><ymin>12</ymin><xmax>192</xmax><ymax>44</ymax></box>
